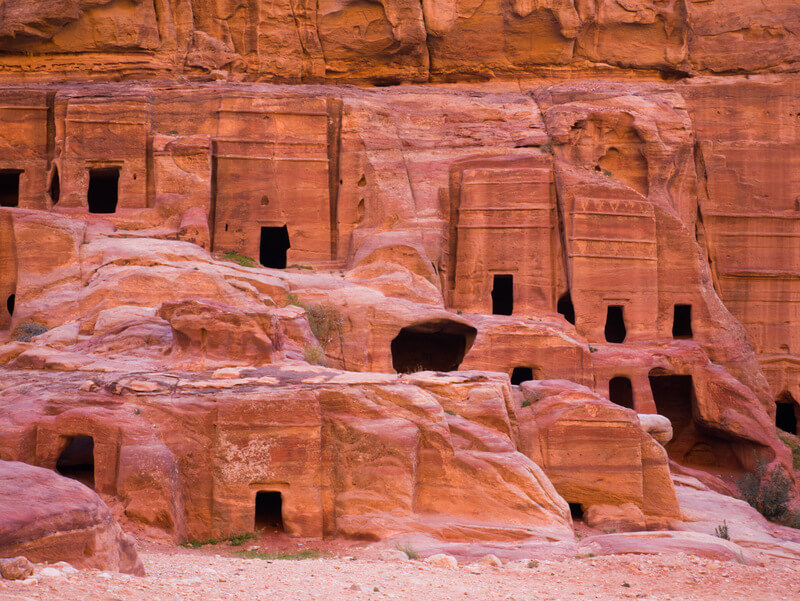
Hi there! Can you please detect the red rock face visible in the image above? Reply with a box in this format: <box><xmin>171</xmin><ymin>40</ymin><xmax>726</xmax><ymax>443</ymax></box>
<box><xmin>0</xmin><ymin>0</ymin><xmax>799</xmax><ymax>564</ymax></box>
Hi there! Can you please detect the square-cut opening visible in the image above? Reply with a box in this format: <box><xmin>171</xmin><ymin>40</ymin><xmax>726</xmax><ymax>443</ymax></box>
<box><xmin>0</xmin><ymin>170</ymin><xmax>22</xmax><ymax>207</ymax></box>
<box><xmin>259</xmin><ymin>226</ymin><xmax>291</xmax><ymax>269</ymax></box>
<box><xmin>491</xmin><ymin>274</ymin><xmax>513</xmax><ymax>315</ymax></box>
<box><xmin>88</xmin><ymin>167</ymin><xmax>120</xmax><ymax>214</ymax></box>
<box><xmin>254</xmin><ymin>491</ymin><xmax>284</xmax><ymax>532</ymax></box>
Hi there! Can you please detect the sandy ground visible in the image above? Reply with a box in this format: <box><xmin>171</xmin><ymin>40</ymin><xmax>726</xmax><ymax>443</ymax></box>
<box><xmin>1</xmin><ymin>538</ymin><xmax>799</xmax><ymax>601</ymax></box>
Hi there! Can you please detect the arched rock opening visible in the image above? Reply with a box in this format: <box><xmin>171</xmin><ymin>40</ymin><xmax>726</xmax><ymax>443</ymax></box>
<box><xmin>511</xmin><ymin>366</ymin><xmax>536</xmax><ymax>386</ymax></box>
<box><xmin>391</xmin><ymin>319</ymin><xmax>477</xmax><ymax>374</ymax></box>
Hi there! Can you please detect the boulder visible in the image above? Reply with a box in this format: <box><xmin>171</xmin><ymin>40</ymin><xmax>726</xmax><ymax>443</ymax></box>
<box><xmin>0</xmin><ymin>461</ymin><xmax>144</xmax><ymax>575</ymax></box>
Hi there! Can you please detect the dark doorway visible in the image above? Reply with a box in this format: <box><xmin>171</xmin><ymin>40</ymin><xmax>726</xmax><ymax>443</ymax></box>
<box><xmin>511</xmin><ymin>367</ymin><xmax>535</xmax><ymax>386</ymax></box>
<box><xmin>56</xmin><ymin>435</ymin><xmax>95</xmax><ymax>489</ymax></box>
<box><xmin>649</xmin><ymin>374</ymin><xmax>694</xmax><ymax>429</ymax></box>
<box><xmin>604</xmin><ymin>305</ymin><xmax>627</xmax><ymax>343</ymax></box>
<box><xmin>0</xmin><ymin>170</ymin><xmax>22</xmax><ymax>207</ymax></box>
<box><xmin>569</xmin><ymin>503</ymin><xmax>584</xmax><ymax>520</ymax></box>
<box><xmin>254</xmin><ymin>491</ymin><xmax>283</xmax><ymax>532</ymax></box>
<box><xmin>391</xmin><ymin>319</ymin><xmax>477</xmax><ymax>374</ymax></box>
<box><xmin>609</xmin><ymin>376</ymin><xmax>634</xmax><ymax>409</ymax></box>
<box><xmin>491</xmin><ymin>274</ymin><xmax>513</xmax><ymax>316</ymax></box>
<box><xmin>6</xmin><ymin>294</ymin><xmax>14</xmax><ymax>316</ymax></box>
<box><xmin>672</xmin><ymin>304</ymin><xmax>693</xmax><ymax>338</ymax></box>
<box><xmin>87</xmin><ymin>168</ymin><xmax>120</xmax><ymax>214</ymax></box>
<box><xmin>259</xmin><ymin>226</ymin><xmax>291</xmax><ymax>269</ymax></box>
<box><xmin>776</xmin><ymin>392</ymin><xmax>798</xmax><ymax>435</ymax></box>
<box><xmin>557</xmin><ymin>292</ymin><xmax>575</xmax><ymax>325</ymax></box>
<box><xmin>49</xmin><ymin>167</ymin><xmax>60</xmax><ymax>205</ymax></box>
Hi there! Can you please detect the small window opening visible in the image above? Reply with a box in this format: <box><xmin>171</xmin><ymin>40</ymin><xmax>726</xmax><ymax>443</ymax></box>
<box><xmin>259</xmin><ymin>226</ymin><xmax>291</xmax><ymax>269</ymax></box>
<box><xmin>254</xmin><ymin>491</ymin><xmax>284</xmax><ymax>532</ymax></box>
<box><xmin>557</xmin><ymin>292</ymin><xmax>575</xmax><ymax>325</ymax></box>
<box><xmin>0</xmin><ymin>170</ymin><xmax>22</xmax><ymax>207</ymax></box>
<box><xmin>672</xmin><ymin>304</ymin><xmax>693</xmax><ymax>338</ymax></box>
<box><xmin>87</xmin><ymin>168</ymin><xmax>120</xmax><ymax>214</ymax></box>
<box><xmin>491</xmin><ymin>274</ymin><xmax>513</xmax><ymax>315</ymax></box>
<box><xmin>609</xmin><ymin>376</ymin><xmax>634</xmax><ymax>409</ymax></box>
<box><xmin>776</xmin><ymin>392</ymin><xmax>798</xmax><ymax>435</ymax></box>
<box><xmin>604</xmin><ymin>305</ymin><xmax>627</xmax><ymax>343</ymax></box>
<box><xmin>6</xmin><ymin>294</ymin><xmax>14</xmax><ymax>316</ymax></box>
<box><xmin>56</xmin><ymin>435</ymin><xmax>95</xmax><ymax>489</ymax></box>
<box><xmin>569</xmin><ymin>503</ymin><xmax>584</xmax><ymax>520</ymax></box>
<box><xmin>49</xmin><ymin>167</ymin><xmax>60</xmax><ymax>204</ymax></box>
<box><xmin>511</xmin><ymin>367</ymin><xmax>534</xmax><ymax>386</ymax></box>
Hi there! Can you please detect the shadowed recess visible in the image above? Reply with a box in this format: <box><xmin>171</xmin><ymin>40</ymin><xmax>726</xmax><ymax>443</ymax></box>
<box><xmin>56</xmin><ymin>435</ymin><xmax>95</xmax><ymax>489</ymax></box>
<box><xmin>391</xmin><ymin>319</ymin><xmax>477</xmax><ymax>374</ymax></box>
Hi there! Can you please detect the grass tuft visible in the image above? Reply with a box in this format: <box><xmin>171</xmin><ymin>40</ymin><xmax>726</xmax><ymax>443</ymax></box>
<box><xmin>234</xmin><ymin>549</ymin><xmax>325</xmax><ymax>560</ymax></box>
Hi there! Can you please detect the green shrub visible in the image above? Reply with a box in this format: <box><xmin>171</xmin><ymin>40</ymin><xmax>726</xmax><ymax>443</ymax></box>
<box><xmin>714</xmin><ymin>521</ymin><xmax>730</xmax><ymax>540</ymax></box>
<box><xmin>777</xmin><ymin>430</ymin><xmax>800</xmax><ymax>471</ymax></box>
<box><xmin>737</xmin><ymin>458</ymin><xmax>792</xmax><ymax>519</ymax></box>
<box><xmin>11</xmin><ymin>321</ymin><xmax>49</xmax><ymax>342</ymax></box>
<box><xmin>304</xmin><ymin>344</ymin><xmax>326</xmax><ymax>366</ymax></box>
<box><xmin>540</xmin><ymin>140</ymin><xmax>554</xmax><ymax>155</ymax></box>
<box><xmin>235</xmin><ymin>549</ymin><xmax>323</xmax><ymax>560</ymax></box>
<box><xmin>395</xmin><ymin>543</ymin><xmax>419</xmax><ymax>560</ymax></box>
<box><xmin>306</xmin><ymin>304</ymin><xmax>344</xmax><ymax>347</ymax></box>
<box><xmin>221</xmin><ymin>251</ymin><xmax>257</xmax><ymax>268</ymax></box>
<box><xmin>180</xmin><ymin>532</ymin><xmax>257</xmax><ymax>549</ymax></box>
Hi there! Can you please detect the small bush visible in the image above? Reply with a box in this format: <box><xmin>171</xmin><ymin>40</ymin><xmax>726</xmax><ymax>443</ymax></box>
<box><xmin>221</xmin><ymin>251</ymin><xmax>257</xmax><ymax>268</ymax></box>
<box><xmin>540</xmin><ymin>140</ymin><xmax>554</xmax><ymax>155</ymax></box>
<box><xmin>777</xmin><ymin>430</ymin><xmax>800</xmax><ymax>471</ymax></box>
<box><xmin>286</xmin><ymin>292</ymin><xmax>302</xmax><ymax>307</ymax></box>
<box><xmin>521</xmin><ymin>399</ymin><xmax>532</xmax><ymax>408</ymax></box>
<box><xmin>737</xmin><ymin>458</ymin><xmax>792</xmax><ymax>519</ymax></box>
<box><xmin>306</xmin><ymin>304</ymin><xmax>344</xmax><ymax>347</ymax></box>
<box><xmin>11</xmin><ymin>321</ymin><xmax>49</xmax><ymax>342</ymax></box>
<box><xmin>714</xmin><ymin>521</ymin><xmax>730</xmax><ymax>540</ymax></box>
<box><xmin>235</xmin><ymin>549</ymin><xmax>324</xmax><ymax>560</ymax></box>
<box><xmin>180</xmin><ymin>532</ymin><xmax>257</xmax><ymax>549</ymax></box>
<box><xmin>395</xmin><ymin>543</ymin><xmax>419</xmax><ymax>560</ymax></box>
<box><xmin>444</xmin><ymin>409</ymin><xmax>456</xmax><ymax>416</ymax></box>
<box><xmin>304</xmin><ymin>344</ymin><xmax>326</xmax><ymax>366</ymax></box>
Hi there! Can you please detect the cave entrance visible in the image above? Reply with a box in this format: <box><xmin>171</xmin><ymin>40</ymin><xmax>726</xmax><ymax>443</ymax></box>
<box><xmin>56</xmin><ymin>435</ymin><xmax>95</xmax><ymax>489</ymax></box>
<box><xmin>491</xmin><ymin>274</ymin><xmax>513</xmax><ymax>316</ymax></box>
<box><xmin>557</xmin><ymin>292</ymin><xmax>575</xmax><ymax>325</ymax></box>
<box><xmin>649</xmin><ymin>374</ymin><xmax>694</xmax><ymax>431</ymax></box>
<box><xmin>254</xmin><ymin>491</ymin><xmax>284</xmax><ymax>532</ymax></box>
<box><xmin>569</xmin><ymin>503</ymin><xmax>584</xmax><ymax>520</ymax></box>
<box><xmin>672</xmin><ymin>304</ymin><xmax>693</xmax><ymax>339</ymax></box>
<box><xmin>6</xmin><ymin>294</ymin><xmax>14</xmax><ymax>317</ymax></box>
<box><xmin>776</xmin><ymin>392</ymin><xmax>798</xmax><ymax>435</ymax></box>
<box><xmin>510</xmin><ymin>367</ymin><xmax>535</xmax><ymax>386</ymax></box>
<box><xmin>604</xmin><ymin>305</ymin><xmax>627</xmax><ymax>343</ymax></box>
<box><xmin>391</xmin><ymin>319</ymin><xmax>477</xmax><ymax>374</ymax></box>
<box><xmin>609</xmin><ymin>376</ymin><xmax>634</xmax><ymax>409</ymax></box>
<box><xmin>259</xmin><ymin>226</ymin><xmax>290</xmax><ymax>269</ymax></box>
<box><xmin>87</xmin><ymin>167</ymin><xmax>120</xmax><ymax>214</ymax></box>
<box><xmin>0</xmin><ymin>170</ymin><xmax>22</xmax><ymax>207</ymax></box>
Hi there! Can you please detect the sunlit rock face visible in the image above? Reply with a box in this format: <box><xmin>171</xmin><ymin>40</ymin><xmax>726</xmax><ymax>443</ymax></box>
<box><xmin>0</xmin><ymin>0</ymin><xmax>799</xmax><ymax>565</ymax></box>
